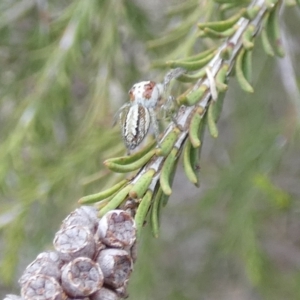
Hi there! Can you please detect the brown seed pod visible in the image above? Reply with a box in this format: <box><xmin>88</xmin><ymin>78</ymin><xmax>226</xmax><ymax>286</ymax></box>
<box><xmin>21</xmin><ymin>274</ymin><xmax>64</xmax><ymax>300</ymax></box>
<box><xmin>96</xmin><ymin>249</ymin><xmax>133</xmax><ymax>289</ymax></box>
<box><xmin>90</xmin><ymin>287</ymin><xmax>119</xmax><ymax>300</ymax></box>
<box><xmin>62</xmin><ymin>206</ymin><xmax>99</xmax><ymax>234</ymax></box>
<box><xmin>97</xmin><ymin>210</ymin><xmax>136</xmax><ymax>249</ymax></box>
<box><xmin>61</xmin><ymin>257</ymin><xmax>104</xmax><ymax>298</ymax></box>
<box><xmin>19</xmin><ymin>252</ymin><xmax>63</xmax><ymax>287</ymax></box>
<box><xmin>53</xmin><ymin>225</ymin><xmax>96</xmax><ymax>262</ymax></box>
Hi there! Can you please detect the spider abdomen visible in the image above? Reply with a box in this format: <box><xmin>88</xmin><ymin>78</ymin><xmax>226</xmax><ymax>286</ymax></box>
<box><xmin>121</xmin><ymin>104</ymin><xmax>151</xmax><ymax>150</ymax></box>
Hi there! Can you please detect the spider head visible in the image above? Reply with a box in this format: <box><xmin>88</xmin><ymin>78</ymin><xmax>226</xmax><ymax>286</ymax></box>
<box><xmin>128</xmin><ymin>81</ymin><xmax>163</xmax><ymax>108</ymax></box>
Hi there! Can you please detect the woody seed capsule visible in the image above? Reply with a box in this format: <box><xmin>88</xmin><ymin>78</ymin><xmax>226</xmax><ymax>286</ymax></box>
<box><xmin>97</xmin><ymin>210</ymin><xmax>136</xmax><ymax>248</ymax></box>
<box><xmin>61</xmin><ymin>257</ymin><xmax>104</xmax><ymax>298</ymax></box>
<box><xmin>90</xmin><ymin>287</ymin><xmax>119</xmax><ymax>300</ymax></box>
<box><xmin>21</xmin><ymin>274</ymin><xmax>64</xmax><ymax>300</ymax></box>
<box><xmin>96</xmin><ymin>249</ymin><xmax>133</xmax><ymax>289</ymax></box>
<box><xmin>53</xmin><ymin>225</ymin><xmax>96</xmax><ymax>261</ymax></box>
<box><xmin>62</xmin><ymin>206</ymin><xmax>99</xmax><ymax>234</ymax></box>
<box><xmin>19</xmin><ymin>252</ymin><xmax>63</xmax><ymax>287</ymax></box>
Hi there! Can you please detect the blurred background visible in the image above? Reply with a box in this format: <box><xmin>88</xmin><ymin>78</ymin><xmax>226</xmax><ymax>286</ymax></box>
<box><xmin>0</xmin><ymin>0</ymin><xmax>300</xmax><ymax>299</ymax></box>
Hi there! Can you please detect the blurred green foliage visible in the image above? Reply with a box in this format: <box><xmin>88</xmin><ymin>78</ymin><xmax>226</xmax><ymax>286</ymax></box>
<box><xmin>0</xmin><ymin>0</ymin><xmax>153</xmax><ymax>289</ymax></box>
<box><xmin>0</xmin><ymin>0</ymin><xmax>300</xmax><ymax>299</ymax></box>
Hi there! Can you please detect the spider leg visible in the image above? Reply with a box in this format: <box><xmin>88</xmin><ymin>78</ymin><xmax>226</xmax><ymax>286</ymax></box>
<box><xmin>149</xmin><ymin>107</ymin><xmax>161</xmax><ymax>147</ymax></box>
<box><xmin>160</xmin><ymin>95</ymin><xmax>183</xmax><ymax>130</ymax></box>
<box><xmin>113</xmin><ymin>103</ymin><xmax>131</xmax><ymax>127</ymax></box>
<box><xmin>163</xmin><ymin>67</ymin><xmax>186</xmax><ymax>89</ymax></box>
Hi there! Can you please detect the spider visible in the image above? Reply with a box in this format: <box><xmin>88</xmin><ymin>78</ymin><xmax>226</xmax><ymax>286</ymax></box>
<box><xmin>117</xmin><ymin>81</ymin><xmax>163</xmax><ymax>152</ymax></box>
<box><xmin>116</xmin><ymin>68</ymin><xmax>185</xmax><ymax>153</ymax></box>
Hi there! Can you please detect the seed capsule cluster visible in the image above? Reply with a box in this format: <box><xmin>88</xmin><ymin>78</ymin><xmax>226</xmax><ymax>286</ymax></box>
<box><xmin>14</xmin><ymin>207</ymin><xmax>136</xmax><ymax>300</ymax></box>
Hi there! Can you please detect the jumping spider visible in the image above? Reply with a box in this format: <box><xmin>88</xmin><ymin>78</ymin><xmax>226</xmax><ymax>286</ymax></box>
<box><xmin>116</xmin><ymin>69</ymin><xmax>185</xmax><ymax>153</ymax></box>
